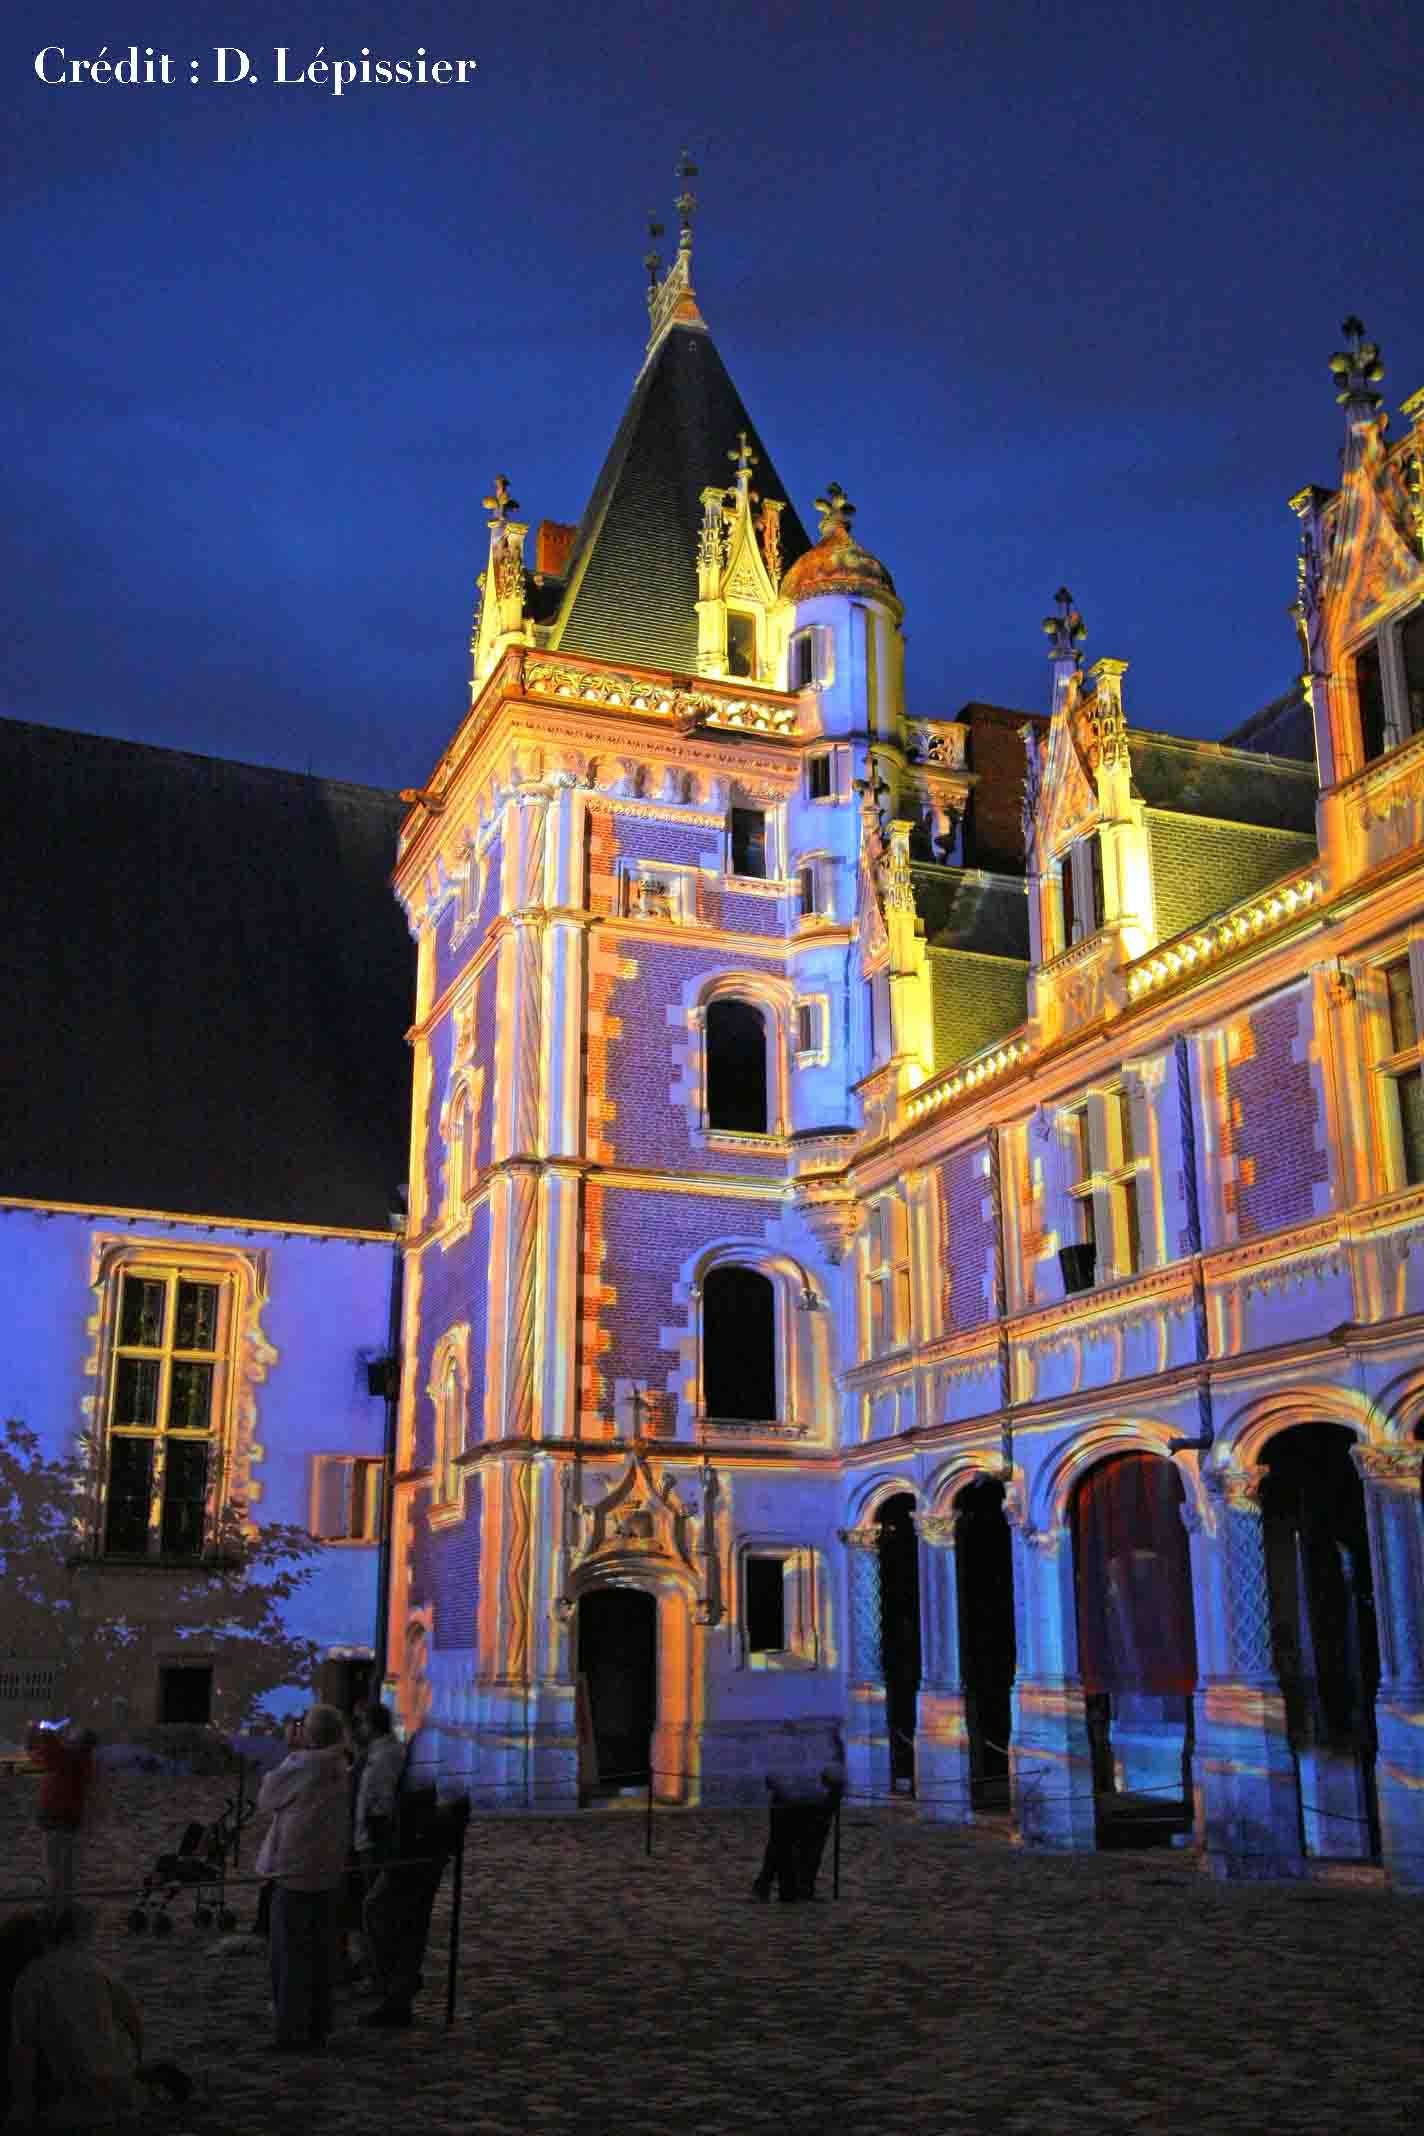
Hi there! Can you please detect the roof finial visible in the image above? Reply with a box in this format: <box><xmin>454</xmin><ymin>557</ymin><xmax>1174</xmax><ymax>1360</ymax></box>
<box><xmin>1042</xmin><ymin>586</ymin><xmax>1086</xmax><ymax>666</ymax></box>
<box><xmin>814</xmin><ymin>483</ymin><xmax>856</xmax><ymax>539</ymax></box>
<box><xmin>674</xmin><ymin>147</ymin><xmax>698</xmax><ymax>255</ymax></box>
<box><xmin>483</xmin><ymin>474</ymin><xmax>520</xmax><ymax>525</ymax></box>
<box><xmin>1329</xmin><ymin>316</ymin><xmax>1384</xmax><ymax>412</ymax></box>
<box><xmin>728</xmin><ymin>431</ymin><xmax>759</xmax><ymax>502</ymax></box>
<box><xmin>643</xmin><ymin>213</ymin><xmax>664</xmax><ymax>298</ymax></box>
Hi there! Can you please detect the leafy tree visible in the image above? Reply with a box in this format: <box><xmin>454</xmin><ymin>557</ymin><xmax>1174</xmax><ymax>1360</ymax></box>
<box><xmin>0</xmin><ymin>1420</ymin><xmax>321</xmax><ymax>1733</ymax></box>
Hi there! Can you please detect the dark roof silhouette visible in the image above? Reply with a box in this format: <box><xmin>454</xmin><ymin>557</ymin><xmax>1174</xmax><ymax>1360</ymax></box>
<box><xmin>552</xmin><ymin>324</ymin><xmax>811</xmax><ymax>674</ymax></box>
<box><xmin>0</xmin><ymin>718</ymin><xmax>413</xmax><ymax>1231</ymax></box>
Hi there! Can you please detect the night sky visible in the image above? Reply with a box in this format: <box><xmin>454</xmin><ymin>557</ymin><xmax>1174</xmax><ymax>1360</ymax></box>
<box><xmin>7</xmin><ymin>0</ymin><xmax>1423</xmax><ymax>792</ymax></box>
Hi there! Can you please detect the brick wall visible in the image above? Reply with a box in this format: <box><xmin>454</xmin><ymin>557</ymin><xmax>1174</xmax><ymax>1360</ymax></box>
<box><xmin>962</xmin><ymin>704</ymin><xmax>1043</xmax><ymax>874</ymax></box>
<box><xmin>1225</xmin><ymin>988</ymin><xmax>1328</xmax><ymax>1238</ymax></box>
<box><xmin>937</xmin><ymin>1142</ymin><xmax>995</xmax><ymax>1333</ymax></box>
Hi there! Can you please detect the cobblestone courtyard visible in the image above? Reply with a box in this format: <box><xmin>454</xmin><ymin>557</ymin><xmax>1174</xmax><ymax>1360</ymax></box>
<box><xmin>3</xmin><ymin>1767</ymin><xmax>1420</xmax><ymax>2134</ymax></box>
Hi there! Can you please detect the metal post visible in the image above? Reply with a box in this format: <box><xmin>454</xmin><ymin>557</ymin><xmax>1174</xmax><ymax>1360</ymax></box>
<box><xmin>832</xmin><ymin>1798</ymin><xmax>841</xmax><ymax>1900</ymax></box>
<box><xmin>444</xmin><ymin>1818</ymin><xmax>466</xmax><ymax>2029</ymax></box>
<box><xmin>645</xmin><ymin>1772</ymin><xmax>654</xmax><ymax>1856</ymax></box>
<box><xmin>233</xmin><ymin>1752</ymin><xmax>246</xmax><ymax>1872</ymax></box>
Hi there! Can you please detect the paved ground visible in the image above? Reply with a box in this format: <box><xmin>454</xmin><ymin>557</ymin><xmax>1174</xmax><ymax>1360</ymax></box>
<box><xmin>2</xmin><ymin>1764</ymin><xmax>1420</xmax><ymax>2134</ymax></box>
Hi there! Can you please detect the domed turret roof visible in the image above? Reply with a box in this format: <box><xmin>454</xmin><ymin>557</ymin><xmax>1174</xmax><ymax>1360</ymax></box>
<box><xmin>780</xmin><ymin>484</ymin><xmax>899</xmax><ymax>608</ymax></box>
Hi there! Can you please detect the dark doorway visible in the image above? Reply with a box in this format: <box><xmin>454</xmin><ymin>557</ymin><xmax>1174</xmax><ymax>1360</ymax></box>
<box><xmin>577</xmin><ymin>1588</ymin><xmax>657</xmax><ymax>1791</ymax></box>
<box><xmin>955</xmin><ymin>1478</ymin><xmax>1016</xmax><ymax>1810</ymax></box>
<box><xmin>1072</xmin><ymin>1453</ymin><xmax>1197</xmax><ymax>1847</ymax></box>
<box><xmin>878</xmin><ymin>1495</ymin><xmax>922</xmax><ymax>1792</ymax></box>
<box><xmin>316</xmin><ymin>1654</ymin><xmax>375</xmax><ymax>1717</ymax></box>
<box><xmin>706</xmin><ymin>998</ymin><xmax>768</xmax><ymax>1132</ymax></box>
<box><xmin>158</xmin><ymin>1663</ymin><xmax>213</xmax><ymax>1726</ymax></box>
<box><xmin>1261</xmin><ymin>1423</ymin><xmax>1381</xmax><ymax>1858</ymax></box>
<box><xmin>703</xmin><ymin>1266</ymin><xmax>776</xmax><ymax>1422</ymax></box>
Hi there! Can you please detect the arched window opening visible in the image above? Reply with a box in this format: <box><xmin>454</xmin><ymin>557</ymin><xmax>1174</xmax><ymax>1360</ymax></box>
<box><xmin>877</xmin><ymin>1493</ymin><xmax>921</xmax><ymax>1793</ymax></box>
<box><xmin>436</xmin><ymin>1356</ymin><xmax>465</xmax><ymax>1505</ymax></box>
<box><xmin>955</xmin><ymin>1478</ymin><xmax>1016</xmax><ymax>1808</ymax></box>
<box><xmin>446</xmin><ymin>1084</ymin><xmax>474</xmax><ymax>1215</ymax></box>
<box><xmin>1071</xmin><ymin>1451</ymin><xmax>1197</xmax><ymax>1847</ymax></box>
<box><xmin>703</xmin><ymin>1265</ymin><xmax>775</xmax><ymax>1421</ymax></box>
<box><xmin>706</xmin><ymin>997</ymin><xmax>769</xmax><ymax>1133</ymax></box>
<box><xmin>1261</xmin><ymin>1423</ymin><xmax>1381</xmax><ymax>1859</ymax></box>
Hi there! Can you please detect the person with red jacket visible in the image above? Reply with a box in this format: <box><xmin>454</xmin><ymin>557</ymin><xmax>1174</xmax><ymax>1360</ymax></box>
<box><xmin>27</xmin><ymin>1723</ymin><xmax>96</xmax><ymax>1910</ymax></box>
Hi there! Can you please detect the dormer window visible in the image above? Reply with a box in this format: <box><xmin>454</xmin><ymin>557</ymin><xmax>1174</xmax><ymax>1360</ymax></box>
<box><xmin>1056</xmin><ymin>832</ymin><xmax>1105</xmax><ymax>950</ymax></box>
<box><xmin>1353</xmin><ymin>607</ymin><xmax>1424</xmax><ymax>763</ymax></box>
<box><xmin>726</xmin><ymin>610</ymin><xmax>758</xmax><ymax>680</ymax></box>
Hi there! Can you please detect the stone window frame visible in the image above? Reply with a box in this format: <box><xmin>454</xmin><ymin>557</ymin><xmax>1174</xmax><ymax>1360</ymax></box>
<box><xmin>793</xmin><ymin>992</ymin><xmax>831</xmax><ymax>1068</ymax></box>
<box><xmin>689</xmin><ymin>973</ymin><xmax>794</xmax><ymax>1146</ymax></box>
<box><xmin>1050</xmin><ymin>829</ymin><xmax>1106</xmax><ymax>954</ymax></box>
<box><xmin>427</xmin><ymin>1324</ymin><xmax>471</xmax><ymax>1524</ymax></box>
<box><xmin>1369</xmin><ymin>939</ymin><xmax>1424</xmax><ymax>1191</ymax></box>
<box><xmin>85</xmin><ymin>1240</ymin><xmax>275</xmax><ymax>1562</ymax></box>
<box><xmin>309</xmin><ymin>1453</ymin><xmax>385</xmax><ymax>1545</ymax></box>
<box><xmin>1346</xmin><ymin>602</ymin><xmax>1424</xmax><ymax>766</ymax></box>
<box><xmin>736</xmin><ymin>1539</ymin><xmax>819</xmax><ymax>1669</ymax></box>
<box><xmin>794</xmin><ymin>850</ymin><xmax>836</xmax><ymax>924</ymax></box>
<box><xmin>862</xmin><ymin>1192</ymin><xmax>914</xmax><ymax>1358</ymax></box>
<box><xmin>437</xmin><ymin>1066</ymin><xmax>485</xmax><ymax>1244</ymax></box>
<box><xmin>789</xmin><ymin>624</ymin><xmax>834</xmax><ymax>695</ymax></box>
<box><xmin>1056</xmin><ymin>1084</ymin><xmax>1146</xmax><ymax>1287</ymax></box>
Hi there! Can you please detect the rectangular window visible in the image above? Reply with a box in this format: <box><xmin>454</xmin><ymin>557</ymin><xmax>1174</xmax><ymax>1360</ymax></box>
<box><xmin>1379</xmin><ymin>955</ymin><xmax>1424</xmax><ymax>1188</ymax></box>
<box><xmin>791</xmin><ymin>632</ymin><xmax>815</xmax><ymax>690</ymax></box>
<box><xmin>1088</xmin><ymin>832</ymin><xmax>1106</xmax><ymax>932</ymax></box>
<box><xmin>806</xmin><ymin>752</ymin><xmax>833</xmax><ymax>800</ymax></box>
<box><xmin>865</xmin><ymin>1196</ymin><xmax>912</xmax><ymax>1355</ymax></box>
<box><xmin>1356</xmin><ymin>641</ymin><xmax>1388</xmax><ymax>761</ymax></box>
<box><xmin>103</xmin><ymin>1267</ymin><xmax>229</xmax><ymax>1559</ymax></box>
<box><xmin>1061</xmin><ymin>1089</ymin><xmax>1144</xmax><ymax>1287</ymax></box>
<box><xmin>1402</xmin><ymin>610</ymin><xmax>1424</xmax><ymax>739</ymax></box>
<box><xmin>158</xmin><ymin>1663</ymin><xmax>213</xmax><ymax>1726</ymax></box>
<box><xmin>312</xmin><ymin>1455</ymin><xmax>385</xmax><ymax>1543</ymax></box>
<box><xmin>730</xmin><ymin>807</ymin><xmax>768</xmax><ymax>879</ymax></box>
<box><xmin>745</xmin><ymin>1556</ymin><xmax>787</xmax><ymax>1653</ymax></box>
<box><xmin>799</xmin><ymin>865</ymin><xmax>818</xmax><ymax>917</ymax></box>
<box><xmin>726</xmin><ymin>610</ymin><xmax>758</xmax><ymax>680</ymax></box>
<box><xmin>796</xmin><ymin>1003</ymin><xmax>816</xmax><ymax>1053</ymax></box>
<box><xmin>1059</xmin><ymin>850</ymin><xmax>1077</xmax><ymax>948</ymax></box>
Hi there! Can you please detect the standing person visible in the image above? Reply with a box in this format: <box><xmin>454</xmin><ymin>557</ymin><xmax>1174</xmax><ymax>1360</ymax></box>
<box><xmin>254</xmin><ymin>1704</ymin><xmax>350</xmax><ymax>2052</ymax></box>
<box><xmin>353</xmin><ymin>1703</ymin><xmax>405</xmax><ymax>1884</ymax></box>
<box><xmin>751</xmin><ymin>1725</ymin><xmax>846</xmax><ymax>1903</ymax></box>
<box><xmin>27</xmin><ymin>1723</ymin><xmax>96</xmax><ymax>1912</ymax></box>
<box><xmin>361</xmin><ymin>1724</ymin><xmax>466</xmax><ymax>2030</ymax></box>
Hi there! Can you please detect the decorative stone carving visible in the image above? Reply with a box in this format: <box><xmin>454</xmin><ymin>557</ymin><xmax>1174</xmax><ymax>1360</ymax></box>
<box><xmin>840</xmin><ymin>1525</ymin><xmax>883</xmax><ymax>1683</ymax></box>
<box><xmin>1041</xmin><ymin>586</ymin><xmax>1086</xmax><ymax>667</ymax></box>
<box><xmin>1204</xmin><ymin>1467</ymin><xmax>1275</xmax><ymax>1681</ymax></box>
<box><xmin>913</xmin><ymin>1514</ymin><xmax>960</xmax><ymax>1547</ymax></box>
<box><xmin>1351</xmin><ymin>1444</ymin><xmax>1424</xmax><ymax>1488</ymax></box>
<box><xmin>797</xmin><ymin>1190</ymin><xmax>862</xmax><ymax>1267</ymax></box>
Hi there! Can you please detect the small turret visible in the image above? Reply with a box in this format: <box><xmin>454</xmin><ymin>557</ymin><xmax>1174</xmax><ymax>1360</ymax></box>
<box><xmin>782</xmin><ymin>485</ymin><xmax>904</xmax><ymax>743</ymax></box>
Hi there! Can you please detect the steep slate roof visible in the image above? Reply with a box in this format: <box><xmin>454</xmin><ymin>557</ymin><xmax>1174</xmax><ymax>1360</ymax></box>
<box><xmin>1126</xmin><ymin>731</ymin><xmax>1318</xmax><ymax>834</ymax></box>
<box><xmin>0</xmin><ymin>719</ymin><xmax>413</xmax><ymax>1231</ymax></box>
<box><xmin>551</xmin><ymin>323</ymin><xmax>811</xmax><ymax>675</ymax></box>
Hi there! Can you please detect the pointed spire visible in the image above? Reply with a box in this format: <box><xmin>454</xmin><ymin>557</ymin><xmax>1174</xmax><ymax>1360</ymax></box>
<box><xmin>674</xmin><ymin>147</ymin><xmax>698</xmax><ymax>257</ymax></box>
<box><xmin>1329</xmin><ymin>316</ymin><xmax>1384</xmax><ymax>412</ymax></box>
<box><xmin>643</xmin><ymin>148</ymin><xmax>706</xmax><ymax>361</ymax></box>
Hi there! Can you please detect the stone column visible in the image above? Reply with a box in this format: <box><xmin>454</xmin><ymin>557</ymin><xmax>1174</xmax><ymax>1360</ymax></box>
<box><xmin>913</xmin><ymin>1512</ymin><xmax>972</xmax><ymax>1824</ymax></box>
<box><xmin>1354</xmin><ymin>1443</ymin><xmax>1424</xmax><ymax>1890</ymax></box>
<box><xmin>840</xmin><ymin>1524</ymin><xmax>887</xmax><ymax>1800</ymax></box>
<box><xmin>1192</xmin><ymin>1467</ymin><xmax>1303</xmax><ymax>1880</ymax></box>
<box><xmin>1006</xmin><ymin>1507</ymin><xmax>1095</xmax><ymax>1851</ymax></box>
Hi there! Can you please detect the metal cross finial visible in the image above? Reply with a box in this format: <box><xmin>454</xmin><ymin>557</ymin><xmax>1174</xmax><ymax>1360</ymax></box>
<box><xmin>644</xmin><ymin>213</ymin><xmax>665</xmax><ymax>291</ymax></box>
<box><xmin>1042</xmin><ymin>586</ymin><xmax>1086</xmax><ymax>664</ymax></box>
<box><xmin>1329</xmin><ymin>316</ymin><xmax>1384</xmax><ymax>410</ymax></box>
<box><xmin>815</xmin><ymin>482</ymin><xmax>856</xmax><ymax>538</ymax></box>
<box><xmin>483</xmin><ymin>474</ymin><xmax>519</xmax><ymax>523</ymax></box>
<box><xmin>728</xmin><ymin>431</ymin><xmax>759</xmax><ymax>494</ymax></box>
<box><xmin>674</xmin><ymin>148</ymin><xmax>699</xmax><ymax>245</ymax></box>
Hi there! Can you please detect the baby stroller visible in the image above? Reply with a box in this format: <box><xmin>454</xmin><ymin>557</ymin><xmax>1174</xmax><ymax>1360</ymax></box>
<box><xmin>127</xmin><ymin>1784</ymin><xmax>255</xmax><ymax>1936</ymax></box>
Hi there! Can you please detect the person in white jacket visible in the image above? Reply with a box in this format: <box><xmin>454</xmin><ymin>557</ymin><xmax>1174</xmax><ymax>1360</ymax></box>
<box><xmin>255</xmin><ymin>1704</ymin><xmax>350</xmax><ymax>2051</ymax></box>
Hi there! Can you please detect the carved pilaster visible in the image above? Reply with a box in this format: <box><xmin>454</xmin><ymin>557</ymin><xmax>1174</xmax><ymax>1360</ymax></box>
<box><xmin>840</xmin><ymin>1525</ymin><xmax>884</xmax><ymax>1684</ymax></box>
<box><xmin>1352</xmin><ymin>1444</ymin><xmax>1424</xmax><ymax>1690</ymax></box>
<box><xmin>505</xmin><ymin>1165</ymin><xmax>540</xmax><ymax>1440</ymax></box>
<box><xmin>1203</xmin><ymin>1467</ymin><xmax>1275</xmax><ymax>1682</ymax></box>
<box><xmin>914</xmin><ymin>1511</ymin><xmax>962</xmax><ymax>1695</ymax></box>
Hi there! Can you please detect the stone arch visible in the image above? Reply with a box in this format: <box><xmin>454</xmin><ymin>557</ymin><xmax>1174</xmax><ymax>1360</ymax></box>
<box><xmin>666</xmin><ymin>1236</ymin><xmax>827</xmax><ymax>1440</ymax></box>
<box><xmin>926</xmin><ymin>1456</ymin><xmax>1009</xmax><ymax>1518</ymax></box>
<box><xmin>846</xmin><ymin>1471</ymin><xmax>925</xmax><ymax>1529</ymax></box>
<box><xmin>1032</xmin><ymin>1418</ymin><xmax>1202</xmax><ymax>1535</ymax></box>
<box><xmin>1356</xmin><ymin>1365</ymin><xmax>1424</xmax><ymax>1447</ymax></box>
<box><xmin>1216</xmin><ymin>1385</ymin><xmax>1373</xmax><ymax>1475</ymax></box>
<box><xmin>691</xmin><ymin>971</ymin><xmax>796</xmax><ymax>1138</ymax></box>
<box><xmin>566</xmin><ymin>1557</ymin><xmax>699</xmax><ymax>1805</ymax></box>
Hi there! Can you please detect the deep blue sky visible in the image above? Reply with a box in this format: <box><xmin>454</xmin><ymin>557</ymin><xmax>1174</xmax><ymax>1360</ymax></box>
<box><xmin>6</xmin><ymin>0</ymin><xmax>1423</xmax><ymax>790</ymax></box>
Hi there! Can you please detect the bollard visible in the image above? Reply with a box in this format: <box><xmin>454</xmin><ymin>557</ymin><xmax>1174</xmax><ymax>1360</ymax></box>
<box><xmin>832</xmin><ymin>1799</ymin><xmax>841</xmax><ymax>1900</ymax></box>
<box><xmin>645</xmin><ymin>1773</ymin><xmax>655</xmax><ymax>1857</ymax></box>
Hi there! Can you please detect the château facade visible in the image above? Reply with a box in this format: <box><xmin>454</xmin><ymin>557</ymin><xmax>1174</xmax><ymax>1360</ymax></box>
<box><xmin>387</xmin><ymin>195</ymin><xmax>1424</xmax><ymax>1888</ymax></box>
